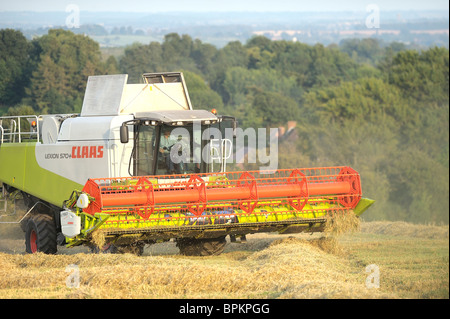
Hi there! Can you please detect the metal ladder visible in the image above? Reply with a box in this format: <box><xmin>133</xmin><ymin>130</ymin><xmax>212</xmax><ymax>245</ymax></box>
<box><xmin>0</xmin><ymin>118</ymin><xmax>17</xmax><ymax>144</ymax></box>
<box><xmin>0</xmin><ymin>184</ymin><xmax>23</xmax><ymax>222</ymax></box>
<box><xmin>0</xmin><ymin>184</ymin><xmax>7</xmax><ymax>214</ymax></box>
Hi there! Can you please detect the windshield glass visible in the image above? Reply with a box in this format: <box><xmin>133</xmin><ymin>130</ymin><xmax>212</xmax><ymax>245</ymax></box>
<box><xmin>134</xmin><ymin>122</ymin><xmax>233</xmax><ymax>176</ymax></box>
<box><xmin>155</xmin><ymin>124</ymin><xmax>203</xmax><ymax>175</ymax></box>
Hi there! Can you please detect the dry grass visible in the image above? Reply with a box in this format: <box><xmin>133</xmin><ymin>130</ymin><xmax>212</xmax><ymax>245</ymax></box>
<box><xmin>360</xmin><ymin>220</ymin><xmax>449</xmax><ymax>239</ymax></box>
<box><xmin>0</xmin><ymin>237</ymin><xmax>390</xmax><ymax>299</ymax></box>
<box><xmin>91</xmin><ymin>229</ymin><xmax>106</xmax><ymax>249</ymax></box>
<box><xmin>324</xmin><ymin>211</ymin><xmax>360</xmax><ymax>235</ymax></box>
<box><xmin>0</xmin><ymin>220</ymin><xmax>448</xmax><ymax>299</ymax></box>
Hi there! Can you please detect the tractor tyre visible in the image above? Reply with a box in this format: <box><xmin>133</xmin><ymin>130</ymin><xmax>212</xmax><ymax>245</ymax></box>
<box><xmin>88</xmin><ymin>244</ymin><xmax>119</xmax><ymax>254</ymax></box>
<box><xmin>89</xmin><ymin>243</ymin><xmax>145</xmax><ymax>256</ymax></box>
<box><xmin>25</xmin><ymin>214</ymin><xmax>57</xmax><ymax>254</ymax></box>
<box><xmin>176</xmin><ymin>236</ymin><xmax>227</xmax><ymax>256</ymax></box>
<box><xmin>116</xmin><ymin>243</ymin><xmax>145</xmax><ymax>256</ymax></box>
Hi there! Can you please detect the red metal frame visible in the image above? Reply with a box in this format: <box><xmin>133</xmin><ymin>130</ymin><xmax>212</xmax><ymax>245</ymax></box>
<box><xmin>186</xmin><ymin>175</ymin><xmax>207</xmax><ymax>216</ymax></box>
<box><xmin>237</xmin><ymin>171</ymin><xmax>258</xmax><ymax>214</ymax></box>
<box><xmin>287</xmin><ymin>169</ymin><xmax>308</xmax><ymax>211</ymax></box>
<box><xmin>81</xmin><ymin>166</ymin><xmax>362</xmax><ymax>222</ymax></box>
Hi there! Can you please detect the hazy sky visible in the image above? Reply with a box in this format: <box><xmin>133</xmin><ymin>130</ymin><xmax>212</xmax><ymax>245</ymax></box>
<box><xmin>0</xmin><ymin>0</ymin><xmax>448</xmax><ymax>12</ymax></box>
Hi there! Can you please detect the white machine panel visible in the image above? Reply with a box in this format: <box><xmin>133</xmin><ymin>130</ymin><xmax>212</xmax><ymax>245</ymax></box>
<box><xmin>80</xmin><ymin>74</ymin><xmax>128</xmax><ymax>117</ymax></box>
<box><xmin>80</xmin><ymin>73</ymin><xmax>192</xmax><ymax>117</ymax></box>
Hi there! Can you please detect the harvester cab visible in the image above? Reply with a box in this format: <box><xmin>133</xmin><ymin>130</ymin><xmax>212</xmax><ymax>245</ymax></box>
<box><xmin>0</xmin><ymin>72</ymin><xmax>374</xmax><ymax>256</ymax></box>
<box><xmin>119</xmin><ymin>109</ymin><xmax>235</xmax><ymax>176</ymax></box>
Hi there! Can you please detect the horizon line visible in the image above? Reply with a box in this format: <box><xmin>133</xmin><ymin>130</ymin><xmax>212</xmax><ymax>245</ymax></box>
<box><xmin>0</xmin><ymin>9</ymin><xmax>448</xmax><ymax>13</ymax></box>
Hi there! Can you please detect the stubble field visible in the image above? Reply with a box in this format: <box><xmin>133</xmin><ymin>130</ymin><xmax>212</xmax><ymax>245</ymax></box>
<box><xmin>0</xmin><ymin>219</ymin><xmax>448</xmax><ymax>299</ymax></box>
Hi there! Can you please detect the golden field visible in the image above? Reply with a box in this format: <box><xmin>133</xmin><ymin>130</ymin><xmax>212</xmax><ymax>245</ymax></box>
<box><xmin>0</xmin><ymin>220</ymin><xmax>448</xmax><ymax>299</ymax></box>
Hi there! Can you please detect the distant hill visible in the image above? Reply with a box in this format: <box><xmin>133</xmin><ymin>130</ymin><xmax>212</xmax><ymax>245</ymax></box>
<box><xmin>0</xmin><ymin>10</ymin><xmax>448</xmax><ymax>47</ymax></box>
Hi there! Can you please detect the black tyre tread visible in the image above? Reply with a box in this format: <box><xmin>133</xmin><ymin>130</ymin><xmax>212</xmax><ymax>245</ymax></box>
<box><xmin>116</xmin><ymin>244</ymin><xmax>145</xmax><ymax>256</ymax></box>
<box><xmin>177</xmin><ymin>236</ymin><xmax>226</xmax><ymax>256</ymax></box>
<box><xmin>25</xmin><ymin>214</ymin><xmax>57</xmax><ymax>254</ymax></box>
<box><xmin>88</xmin><ymin>244</ymin><xmax>118</xmax><ymax>254</ymax></box>
<box><xmin>202</xmin><ymin>238</ymin><xmax>226</xmax><ymax>255</ymax></box>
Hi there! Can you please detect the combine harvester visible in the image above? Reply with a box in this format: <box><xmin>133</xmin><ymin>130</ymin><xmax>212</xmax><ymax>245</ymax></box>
<box><xmin>0</xmin><ymin>73</ymin><xmax>374</xmax><ymax>255</ymax></box>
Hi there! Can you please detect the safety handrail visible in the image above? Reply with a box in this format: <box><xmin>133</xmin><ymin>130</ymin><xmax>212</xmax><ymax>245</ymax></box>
<box><xmin>0</xmin><ymin>115</ymin><xmax>40</xmax><ymax>144</ymax></box>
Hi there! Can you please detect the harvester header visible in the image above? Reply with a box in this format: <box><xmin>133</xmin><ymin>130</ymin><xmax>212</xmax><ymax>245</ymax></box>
<box><xmin>57</xmin><ymin>165</ymin><xmax>371</xmax><ymax>252</ymax></box>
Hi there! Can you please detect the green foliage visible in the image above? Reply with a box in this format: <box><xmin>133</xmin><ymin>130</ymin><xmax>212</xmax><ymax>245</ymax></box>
<box><xmin>0</xmin><ymin>29</ymin><xmax>31</xmax><ymax>109</ymax></box>
<box><xmin>251</xmin><ymin>89</ymin><xmax>300</xmax><ymax>127</ymax></box>
<box><xmin>4</xmin><ymin>104</ymin><xmax>35</xmax><ymax>116</ymax></box>
<box><xmin>301</xmin><ymin>50</ymin><xmax>449</xmax><ymax>223</ymax></box>
<box><xmin>304</xmin><ymin>77</ymin><xmax>409</xmax><ymax>127</ymax></box>
<box><xmin>0</xmin><ymin>28</ymin><xmax>448</xmax><ymax>223</ymax></box>
<box><xmin>104</xmin><ymin>55</ymin><xmax>120</xmax><ymax>75</ymax></box>
<box><xmin>25</xmin><ymin>29</ymin><xmax>104</xmax><ymax>114</ymax></box>
<box><xmin>120</xmin><ymin>42</ymin><xmax>164</xmax><ymax>83</ymax></box>
<box><xmin>222</xmin><ymin>67</ymin><xmax>302</xmax><ymax>106</ymax></box>
<box><xmin>183</xmin><ymin>71</ymin><xmax>223</xmax><ymax>111</ymax></box>
<box><xmin>339</xmin><ymin>38</ymin><xmax>386</xmax><ymax>65</ymax></box>
<box><xmin>383</xmin><ymin>47</ymin><xmax>449</xmax><ymax>106</ymax></box>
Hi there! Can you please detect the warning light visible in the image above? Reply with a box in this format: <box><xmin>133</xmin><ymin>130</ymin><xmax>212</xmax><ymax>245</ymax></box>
<box><xmin>211</xmin><ymin>108</ymin><xmax>217</xmax><ymax>115</ymax></box>
<box><xmin>31</xmin><ymin>121</ymin><xmax>37</xmax><ymax>127</ymax></box>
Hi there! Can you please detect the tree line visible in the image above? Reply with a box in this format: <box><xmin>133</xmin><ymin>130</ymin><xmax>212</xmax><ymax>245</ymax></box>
<box><xmin>1</xmin><ymin>28</ymin><xmax>448</xmax><ymax>223</ymax></box>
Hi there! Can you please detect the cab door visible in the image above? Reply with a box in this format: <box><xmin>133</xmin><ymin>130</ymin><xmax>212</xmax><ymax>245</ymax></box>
<box><xmin>207</xmin><ymin>116</ymin><xmax>236</xmax><ymax>173</ymax></box>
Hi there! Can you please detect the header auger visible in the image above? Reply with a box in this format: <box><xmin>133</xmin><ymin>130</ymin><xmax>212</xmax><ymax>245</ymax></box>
<box><xmin>0</xmin><ymin>72</ymin><xmax>374</xmax><ymax>256</ymax></box>
<box><xmin>79</xmin><ymin>166</ymin><xmax>361</xmax><ymax>218</ymax></box>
